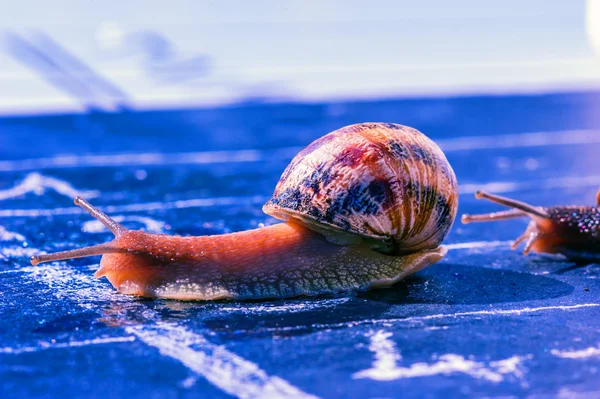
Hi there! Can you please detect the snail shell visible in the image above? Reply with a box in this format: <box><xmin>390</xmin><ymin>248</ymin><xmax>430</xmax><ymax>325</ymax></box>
<box><xmin>264</xmin><ymin>122</ymin><xmax>459</xmax><ymax>254</ymax></box>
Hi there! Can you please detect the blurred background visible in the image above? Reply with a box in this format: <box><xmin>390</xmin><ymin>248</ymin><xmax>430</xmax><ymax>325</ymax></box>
<box><xmin>1</xmin><ymin>0</ymin><xmax>599</xmax><ymax>115</ymax></box>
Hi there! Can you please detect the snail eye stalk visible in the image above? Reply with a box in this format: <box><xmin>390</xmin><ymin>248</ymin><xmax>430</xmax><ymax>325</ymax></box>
<box><xmin>30</xmin><ymin>197</ymin><xmax>127</xmax><ymax>266</ymax></box>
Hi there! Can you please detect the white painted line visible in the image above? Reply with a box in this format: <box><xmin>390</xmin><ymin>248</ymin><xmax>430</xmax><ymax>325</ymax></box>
<box><xmin>551</xmin><ymin>345</ymin><xmax>600</xmax><ymax>359</ymax></box>
<box><xmin>0</xmin><ymin>263</ymin><xmax>62</xmax><ymax>274</ymax></box>
<box><xmin>437</xmin><ymin>129</ymin><xmax>600</xmax><ymax>152</ymax></box>
<box><xmin>352</xmin><ymin>329</ymin><xmax>530</xmax><ymax>382</ymax></box>
<box><xmin>354</xmin><ymin>353</ymin><xmax>529</xmax><ymax>383</ymax></box>
<box><xmin>18</xmin><ymin>263</ymin><xmax>320</xmax><ymax>399</ymax></box>
<box><xmin>459</xmin><ymin>175</ymin><xmax>600</xmax><ymax>195</ymax></box>
<box><xmin>388</xmin><ymin>304</ymin><xmax>600</xmax><ymax>323</ymax></box>
<box><xmin>0</xmin><ymin>130</ymin><xmax>598</xmax><ymax>173</ymax></box>
<box><xmin>0</xmin><ymin>172</ymin><xmax>99</xmax><ymax>200</ymax></box>
<box><xmin>354</xmin><ymin>330</ymin><xmax>401</xmax><ymax>377</ymax></box>
<box><xmin>444</xmin><ymin>241</ymin><xmax>512</xmax><ymax>251</ymax></box>
<box><xmin>0</xmin><ymin>246</ymin><xmax>42</xmax><ymax>262</ymax></box>
<box><xmin>0</xmin><ymin>336</ymin><xmax>136</xmax><ymax>355</ymax></box>
<box><xmin>0</xmin><ymin>226</ymin><xmax>25</xmax><ymax>242</ymax></box>
<box><xmin>216</xmin><ymin>298</ymin><xmax>351</xmax><ymax>314</ymax></box>
<box><xmin>264</xmin><ymin>304</ymin><xmax>600</xmax><ymax>334</ymax></box>
<box><xmin>0</xmin><ymin>195</ymin><xmax>269</xmax><ymax>217</ymax></box>
<box><xmin>0</xmin><ymin>147</ymin><xmax>302</xmax><ymax>172</ymax></box>
<box><xmin>127</xmin><ymin>323</ymin><xmax>320</xmax><ymax>399</ymax></box>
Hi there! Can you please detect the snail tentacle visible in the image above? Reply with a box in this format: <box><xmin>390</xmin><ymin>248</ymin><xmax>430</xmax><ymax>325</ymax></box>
<box><xmin>473</xmin><ymin>191</ymin><xmax>548</xmax><ymax>219</ymax></box>
<box><xmin>461</xmin><ymin>209</ymin><xmax>528</xmax><ymax>224</ymax></box>
<box><xmin>74</xmin><ymin>196</ymin><xmax>127</xmax><ymax>236</ymax></box>
<box><xmin>30</xmin><ymin>197</ymin><xmax>127</xmax><ymax>266</ymax></box>
<box><xmin>30</xmin><ymin>243</ymin><xmax>125</xmax><ymax>266</ymax></box>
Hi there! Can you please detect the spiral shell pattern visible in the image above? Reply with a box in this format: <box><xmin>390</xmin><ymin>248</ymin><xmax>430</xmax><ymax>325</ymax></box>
<box><xmin>263</xmin><ymin>123</ymin><xmax>458</xmax><ymax>254</ymax></box>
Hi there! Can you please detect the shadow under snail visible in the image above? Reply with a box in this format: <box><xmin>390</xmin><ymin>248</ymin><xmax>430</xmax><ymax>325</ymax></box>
<box><xmin>461</xmin><ymin>190</ymin><xmax>600</xmax><ymax>262</ymax></box>
<box><xmin>31</xmin><ymin>122</ymin><xmax>459</xmax><ymax>300</ymax></box>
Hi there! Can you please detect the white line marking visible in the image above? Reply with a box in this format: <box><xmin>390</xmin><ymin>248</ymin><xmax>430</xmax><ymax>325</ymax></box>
<box><xmin>0</xmin><ymin>172</ymin><xmax>99</xmax><ymax>200</ymax></box>
<box><xmin>383</xmin><ymin>304</ymin><xmax>600</xmax><ymax>323</ymax></box>
<box><xmin>459</xmin><ymin>175</ymin><xmax>600</xmax><ymax>195</ymax></box>
<box><xmin>18</xmin><ymin>263</ymin><xmax>320</xmax><ymax>399</ymax></box>
<box><xmin>22</xmin><ymin>262</ymin><xmax>128</xmax><ymax>310</ymax></box>
<box><xmin>261</xmin><ymin>304</ymin><xmax>600</xmax><ymax>334</ymax></box>
<box><xmin>354</xmin><ymin>354</ymin><xmax>529</xmax><ymax>383</ymax></box>
<box><xmin>0</xmin><ymin>147</ymin><xmax>303</xmax><ymax>172</ymax></box>
<box><xmin>127</xmin><ymin>323</ymin><xmax>320</xmax><ymax>399</ymax></box>
<box><xmin>556</xmin><ymin>387</ymin><xmax>600</xmax><ymax>399</ymax></box>
<box><xmin>444</xmin><ymin>241</ymin><xmax>512</xmax><ymax>251</ymax></box>
<box><xmin>0</xmin><ymin>195</ymin><xmax>269</xmax><ymax>217</ymax></box>
<box><xmin>437</xmin><ymin>129</ymin><xmax>600</xmax><ymax>152</ymax></box>
<box><xmin>216</xmin><ymin>298</ymin><xmax>351</xmax><ymax>314</ymax></box>
<box><xmin>0</xmin><ymin>246</ymin><xmax>42</xmax><ymax>262</ymax></box>
<box><xmin>352</xmin><ymin>329</ymin><xmax>530</xmax><ymax>382</ymax></box>
<box><xmin>0</xmin><ymin>226</ymin><xmax>25</xmax><ymax>242</ymax></box>
<box><xmin>0</xmin><ymin>336</ymin><xmax>136</xmax><ymax>354</ymax></box>
<box><xmin>551</xmin><ymin>346</ymin><xmax>600</xmax><ymax>359</ymax></box>
<box><xmin>0</xmin><ymin>263</ymin><xmax>67</xmax><ymax>274</ymax></box>
<box><xmin>355</xmin><ymin>330</ymin><xmax>401</xmax><ymax>375</ymax></box>
<box><xmin>0</xmin><ymin>130</ymin><xmax>598</xmax><ymax>172</ymax></box>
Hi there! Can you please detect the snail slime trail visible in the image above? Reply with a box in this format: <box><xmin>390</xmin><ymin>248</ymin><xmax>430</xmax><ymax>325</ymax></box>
<box><xmin>462</xmin><ymin>189</ymin><xmax>600</xmax><ymax>262</ymax></box>
<box><xmin>31</xmin><ymin>123</ymin><xmax>459</xmax><ymax>300</ymax></box>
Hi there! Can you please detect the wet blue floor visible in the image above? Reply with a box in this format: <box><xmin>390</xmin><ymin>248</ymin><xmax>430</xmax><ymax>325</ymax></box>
<box><xmin>1</xmin><ymin>92</ymin><xmax>600</xmax><ymax>398</ymax></box>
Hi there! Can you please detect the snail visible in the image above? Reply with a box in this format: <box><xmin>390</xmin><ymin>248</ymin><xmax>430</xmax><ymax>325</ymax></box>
<box><xmin>461</xmin><ymin>190</ymin><xmax>600</xmax><ymax>261</ymax></box>
<box><xmin>30</xmin><ymin>123</ymin><xmax>459</xmax><ymax>300</ymax></box>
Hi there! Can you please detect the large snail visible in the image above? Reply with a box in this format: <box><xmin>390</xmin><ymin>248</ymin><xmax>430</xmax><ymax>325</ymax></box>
<box><xmin>31</xmin><ymin>123</ymin><xmax>459</xmax><ymax>300</ymax></box>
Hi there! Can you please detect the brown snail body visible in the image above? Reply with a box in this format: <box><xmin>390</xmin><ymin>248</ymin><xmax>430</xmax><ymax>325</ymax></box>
<box><xmin>31</xmin><ymin>123</ymin><xmax>459</xmax><ymax>300</ymax></box>
<box><xmin>462</xmin><ymin>190</ymin><xmax>600</xmax><ymax>262</ymax></box>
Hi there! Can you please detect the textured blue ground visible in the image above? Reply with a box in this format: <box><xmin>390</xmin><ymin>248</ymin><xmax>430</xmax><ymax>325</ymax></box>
<box><xmin>1</xmin><ymin>92</ymin><xmax>600</xmax><ymax>398</ymax></box>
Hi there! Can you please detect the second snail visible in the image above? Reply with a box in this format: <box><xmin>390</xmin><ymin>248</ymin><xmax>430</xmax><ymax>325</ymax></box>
<box><xmin>32</xmin><ymin>122</ymin><xmax>459</xmax><ymax>300</ymax></box>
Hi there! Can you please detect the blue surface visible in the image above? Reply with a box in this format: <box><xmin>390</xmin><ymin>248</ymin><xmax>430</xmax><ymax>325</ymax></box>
<box><xmin>1</xmin><ymin>92</ymin><xmax>600</xmax><ymax>398</ymax></box>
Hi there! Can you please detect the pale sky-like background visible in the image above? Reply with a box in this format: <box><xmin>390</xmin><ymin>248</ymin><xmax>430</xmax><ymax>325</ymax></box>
<box><xmin>1</xmin><ymin>0</ymin><xmax>600</xmax><ymax>114</ymax></box>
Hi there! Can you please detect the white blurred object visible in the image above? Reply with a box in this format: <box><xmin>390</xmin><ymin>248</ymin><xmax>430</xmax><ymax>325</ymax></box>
<box><xmin>96</xmin><ymin>21</ymin><xmax>125</xmax><ymax>51</ymax></box>
<box><xmin>588</xmin><ymin>0</ymin><xmax>600</xmax><ymax>56</ymax></box>
<box><xmin>1</xmin><ymin>0</ymin><xmax>600</xmax><ymax>115</ymax></box>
